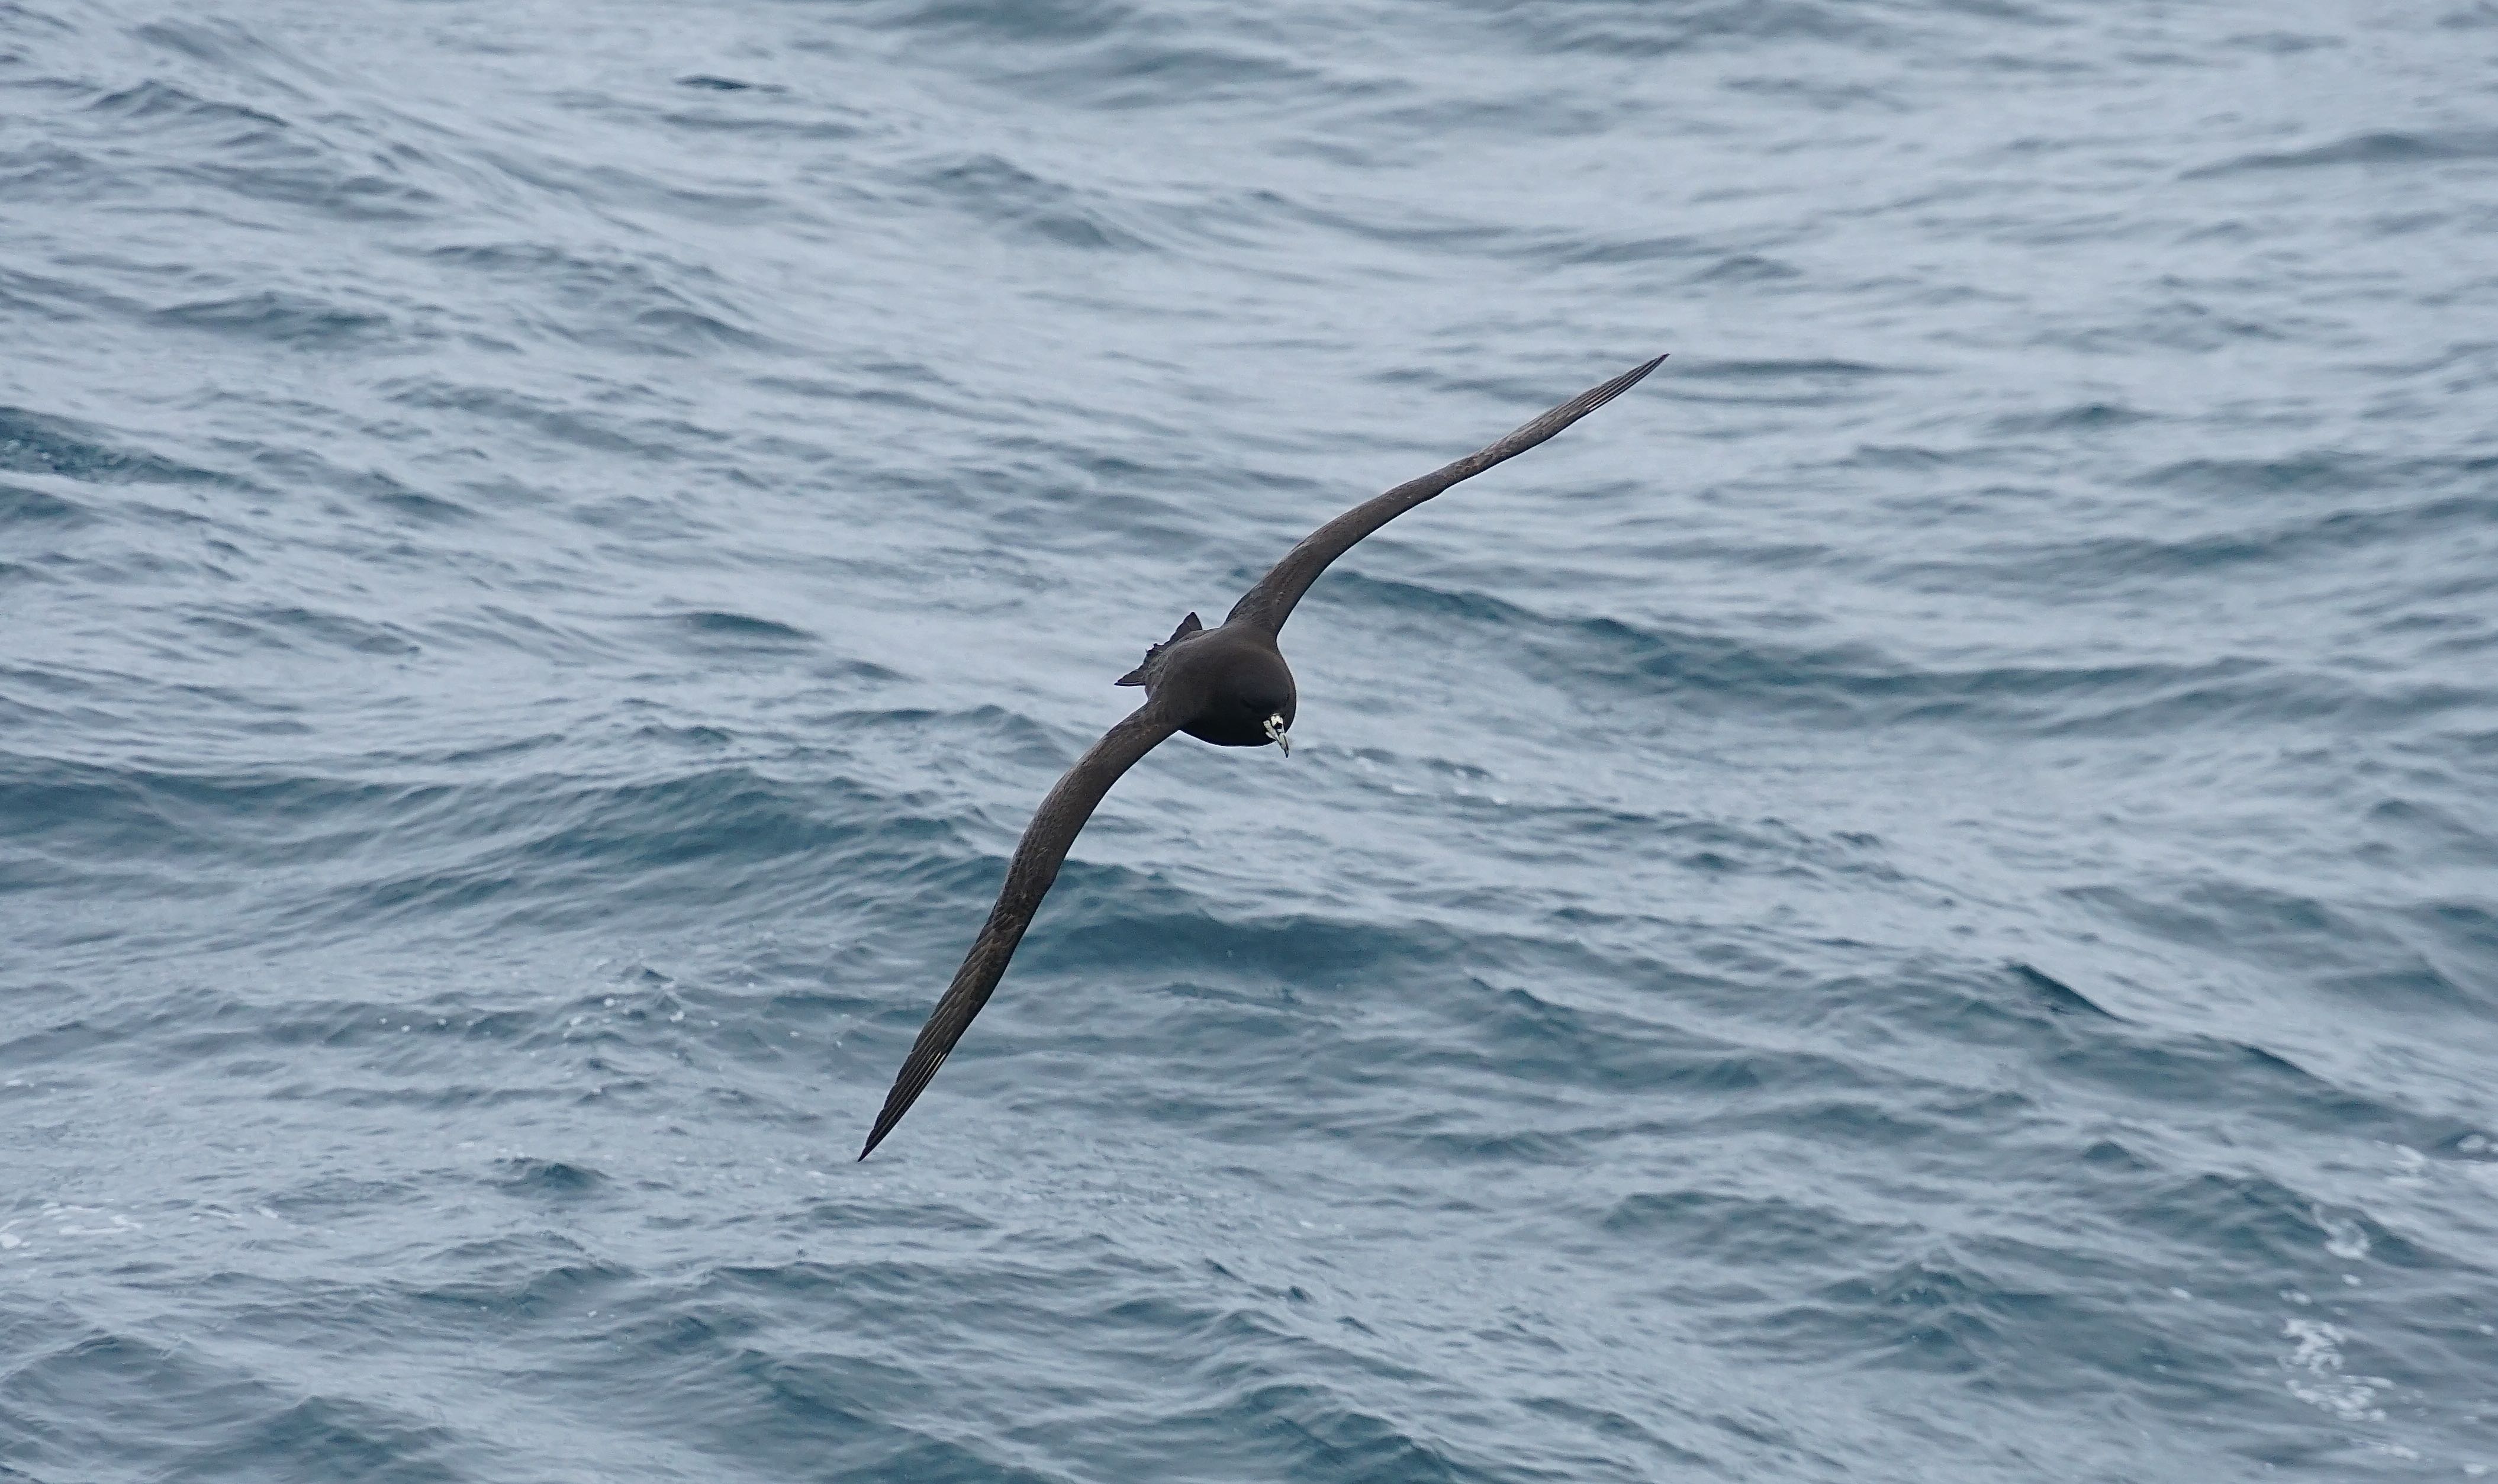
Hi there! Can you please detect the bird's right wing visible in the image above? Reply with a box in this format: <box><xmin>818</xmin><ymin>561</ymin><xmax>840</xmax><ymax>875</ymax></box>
<box><xmin>858</xmin><ymin>697</ymin><xmax>1184</xmax><ymax>1160</ymax></box>
<box><xmin>1225</xmin><ymin>355</ymin><xmax>1665</xmax><ymax>638</ymax></box>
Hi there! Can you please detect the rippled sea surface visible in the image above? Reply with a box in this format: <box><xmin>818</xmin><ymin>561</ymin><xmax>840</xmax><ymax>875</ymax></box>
<box><xmin>7</xmin><ymin>0</ymin><xmax>2497</xmax><ymax>1478</ymax></box>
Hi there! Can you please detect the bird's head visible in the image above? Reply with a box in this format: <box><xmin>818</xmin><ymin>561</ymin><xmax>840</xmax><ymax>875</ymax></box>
<box><xmin>1263</xmin><ymin>712</ymin><xmax>1291</xmax><ymax>757</ymax></box>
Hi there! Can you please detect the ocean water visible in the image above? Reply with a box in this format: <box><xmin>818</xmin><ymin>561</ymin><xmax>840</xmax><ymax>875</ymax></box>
<box><xmin>4</xmin><ymin>0</ymin><xmax>2496</xmax><ymax>1477</ymax></box>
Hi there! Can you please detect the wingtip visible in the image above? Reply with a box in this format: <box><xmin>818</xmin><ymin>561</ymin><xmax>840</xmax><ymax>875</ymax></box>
<box><xmin>858</xmin><ymin>1113</ymin><xmax>898</xmax><ymax>1161</ymax></box>
<box><xmin>1569</xmin><ymin>353</ymin><xmax>1669</xmax><ymax>419</ymax></box>
<box><xmin>1590</xmin><ymin>354</ymin><xmax>1668</xmax><ymax>404</ymax></box>
<box><xmin>858</xmin><ymin>1107</ymin><xmax>900</xmax><ymax>1161</ymax></box>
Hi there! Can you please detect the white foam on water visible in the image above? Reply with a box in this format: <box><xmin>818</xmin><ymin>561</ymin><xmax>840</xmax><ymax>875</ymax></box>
<box><xmin>2280</xmin><ymin>1318</ymin><xmax>2390</xmax><ymax>1424</ymax></box>
<box><xmin>2314</xmin><ymin>1205</ymin><xmax>2371</xmax><ymax>1262</ymax></box>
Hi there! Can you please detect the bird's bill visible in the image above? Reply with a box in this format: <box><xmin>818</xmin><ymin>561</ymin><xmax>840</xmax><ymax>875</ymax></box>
<box><xmin>1263</xmin><ymin>713</ymin><xmax>1290</xmax><ymax>755</ymax></box>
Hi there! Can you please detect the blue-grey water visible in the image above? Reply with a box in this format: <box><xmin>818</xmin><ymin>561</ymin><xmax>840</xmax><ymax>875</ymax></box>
<box><xmin>5</xmin><ymin>0</ymin><xmax>2497</xmax><ymax>1479</ymax></box>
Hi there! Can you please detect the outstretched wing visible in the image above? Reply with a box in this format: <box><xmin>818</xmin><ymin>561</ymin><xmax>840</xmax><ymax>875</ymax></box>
<box><xmin>1225</xmin><ymin>355</ymin><xmax>1665</xmax><ymax>637</ymax></box>
<box><xmin>858</xmin><ymin>698</ymin><xmax>1184</xmax><ymax>1160</ymax></box>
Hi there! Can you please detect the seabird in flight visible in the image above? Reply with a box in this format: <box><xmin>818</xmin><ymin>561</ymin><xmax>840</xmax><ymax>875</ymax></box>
<box><xmin>859</xmin><ymin>355</ymin><xmax>1665</xmax><ymax>1160</ymax></box>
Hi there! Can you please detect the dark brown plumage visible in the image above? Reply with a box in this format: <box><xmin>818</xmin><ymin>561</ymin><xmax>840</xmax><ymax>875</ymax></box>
<box><xmin>858</xmin><ymin>355</ymin><xmax>1665</xmax><ymax>1160</ymax></box>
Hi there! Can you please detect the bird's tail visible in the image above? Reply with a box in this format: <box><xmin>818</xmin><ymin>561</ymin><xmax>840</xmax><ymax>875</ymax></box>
<box><xmin>1114</xmin><ymin>611</ymin><xmax>1202</xmax><ymax>686</ymax></box>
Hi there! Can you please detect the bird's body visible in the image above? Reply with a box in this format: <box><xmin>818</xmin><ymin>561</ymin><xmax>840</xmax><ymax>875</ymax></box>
<box><xmin>1129</xmin><ymin>617</ymin><xmax>1296</xmax><ymax>748</ymax></box>
<box><xmin>858</xmin><ymin>355</ymin><xmax>1665</xmax><ymax>1160</ymax></box>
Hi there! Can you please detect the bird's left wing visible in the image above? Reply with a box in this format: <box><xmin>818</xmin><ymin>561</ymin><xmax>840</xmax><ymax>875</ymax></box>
<box><xmin>1225</xmin><ymin>355</ymin><xmax>1665</xmax><ymax>638</ymax></box>
<box><xmin>858</xmin><ymin>697</ymin><xmax>1184</xmax><ymax>1160</ymax></box>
